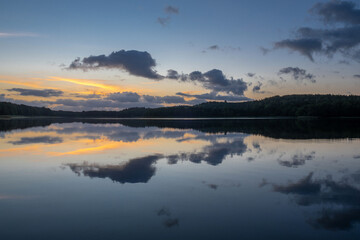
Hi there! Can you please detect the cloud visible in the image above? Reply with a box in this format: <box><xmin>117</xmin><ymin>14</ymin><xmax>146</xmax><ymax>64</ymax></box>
<box><xmin>189</xmin><ymin>69</ymin><xmax>248</xmax><ymax>95</ymax></box>
<box><xmin>158</xmin><ymin>5</ymin><xmax>179</xmax><ymax>26</ymax></box>
<box><xmin>274</xmin><ymin>38</ymin><xmax>323</xmax><ymax>61</ymax></box>
<box><xmin>163</xmin><ymin>218</ymin><xmax>179</xmax><ymax>228</ymax></box>
<box><xmin>66</xmin><ymin>49</ymin><xmax>249</xmax><ymax>97</ymax></box>
<box><xmin>278</xmin><ymin>67</ymin><xmax>316</xmax><ymax>83</ymax></box>
<box><xmin>354</xmin><ymin>74</ymin><xmax>360</xmax><ymax>78</ymax></box>
<box><xmin>0</xmin><ymin>32</ymin><xmax>38</xmax><ymax>38</ymax></box>
<box><xmin>157</xmin><ymin>16</ymin><xmax>171</xmax><ymax>26</ymax></box>
<box><xmin>297</xmin><ymin>26</ymin><xmax>360</xmax><ymax>57</ymax></box>
<box><xmin>311</xmin><ymin>0</ymin><xmax>360</xmax><ymax>25</ymax></box>
<box><xmin>157</xmin><ymin>207</ymin><xmax>171</xmax><ymax>217</ymax></box>
<box><xmin>165</xmin><ymin>69</ymin><xmax>248</xmax><ymax>96</ymax></box>
<box><xmin>259</xmin><ymin>46</ymin><xmax>270</xmax><ymax>55</ymax></box>
<box><xmin>67</xmin><ymin>50</ymin><xmax>163</xmax><ymax>79</ymax></box>
<box><xmin>1</xmin><ymin>89</ymin><xmax>209</xmax><ymax>111</ymax></box>
<box><xmin>208</xmin><ymin>45</ymin><xmax>220</xmax><ymax>50</ymax></box>
<box><xmin>8</xmin><ymin>136</ymin><xmax>63</xmax><ymax>145</ymax></box>
<box><xmin>246</xmin><ymin>73</ymin><xmax>256</xmax><ymax>77</ymax></box>
<box><xmin>278</xmin><ymin>152</ymin><xmax>315</xmax><ymax>168</ymax></box>
<box><xmin>65</xmin><ymin>154</ymin><xmax>163</xmax><ymax>184</ymax></box>
<box><xmin>176</xmin><ymin>92</ymin><xmax>251</xmax><ymax>102</ymax></box>
<box><xmin>106</xmin><ymin>92</ymin><xmax>141</xmax><ymax>102</ymax></box>
<box><xmin>156</xmin><ymin>206</ymin><xmax>179</xmax><ymax>228</ymax></box>
<box><xmin>252</xmin><ymin>81</ymin><xmax>265</xmax><ymax>93</ymax></box>
<box><xmin>203</xmin><ymin>45</ymin><xmax>241</xmax><ymax>53</ymax></box>
<box><xmin>165</xmin><ymin>5</ymin><xmax>179</xmax><ymax>14</ymax></box>
<box><xmin>166</xmin><ymin>69</ymin><xmax>180</xmax><ymax>79</ymax></box>
<box><xmin>274</xmin><ymin>1</ymin><xmax>360</xmax><ymax>62</ymax></box>
<box><xmin>143</xmin><ymin>95</ymin><xmax>186</xmax><ymax>104</ymax></box>
<box><xmin>7</xmin><ymin>88</ymin><xmax>64</xmax><ymax>97</ymax></box>
<box><xmin>72</xmin><ymin>93</ymin><xmax>102</xmax><ymax>99</ymax></box>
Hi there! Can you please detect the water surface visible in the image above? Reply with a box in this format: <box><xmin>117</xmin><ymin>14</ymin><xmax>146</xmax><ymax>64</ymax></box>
<box><xmin>0</xmin><ymin>118</ymin><xmax>359</xmax><ymax>239</ymax></box>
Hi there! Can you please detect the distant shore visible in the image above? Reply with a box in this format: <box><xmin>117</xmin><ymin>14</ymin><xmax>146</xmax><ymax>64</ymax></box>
<box><xmin>1</xmin><ymin>94</ymin><xmax>360</xmax><ymax>118</ymax></box>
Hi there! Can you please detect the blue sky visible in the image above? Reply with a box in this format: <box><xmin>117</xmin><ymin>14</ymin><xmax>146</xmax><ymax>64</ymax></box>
<box><xmin>0</xmin><ymin>0</ymin><xmax>359</xmax><ymax>110</ymax></box>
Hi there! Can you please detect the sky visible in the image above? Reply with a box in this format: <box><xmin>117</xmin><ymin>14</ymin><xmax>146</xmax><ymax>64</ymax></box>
<box><xmin>0</xmin><ymin>0</ymin><xmax>360</xmax><ymax>111</ymax></box>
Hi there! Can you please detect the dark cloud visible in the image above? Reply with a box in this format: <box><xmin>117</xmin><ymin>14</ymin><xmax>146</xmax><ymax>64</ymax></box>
<box><xmin>208</xmin><ymin>45</ymin><xmax>220</xmax><ymax>50</ymax></box>
<box><xmin>312</xmin><ymin>208</ymin><xmax>360</xmax><ymax>231</ymax></box>
<box><xmin>65</xmin><ymin>154</ymin><xmax>163</xmax><ymax>184</ymax></box>
<box><xmin>106</xmin><ymin>92</ymin><xmax>141</xmax><ymax>102</ymax></box>
<box><xmin>278</xmin><ymin>67</ymin><xmax>316</xmax><ymax>83</ymax></box>
<box><xmin>157</xmin><ymin>207</ymin><xmax>171</xmax><ymax>217</ymax></box>
<box><xmin>252</xmin><ymin>81</ymin><xmax>265</xmax><ymax>93</ymax></box>
<box><xmin>192</xmin><ymin>69</ymin><xmax>248</xmax><ymax>95</ymax></box>
<box><xmin>275</xmin><ymin>1</ymin><xmax>360</xmax><ymax>62</ymax></box>
<box><xmin>311</xmin><ymin>0</ymin><xmax>360</xmax><ymax>25</ymax></box>
<box><xmin>246</xmin><ymin>73</ymin><xmax>256</xmax><ymax>77</ymax></box>
<box><xmin>165</xmin><ymin>6</ymin><xmax>179</xmax><ymax>14</ymax></box>
<box><xmin>7</xmin><ymin>88</ymin><xmax>63</xmax><ymax>97</ymax></box>
<box><xmin>273</xmin><ymin>172</ymin><xmax>360</xmax><ymax>230</ymax></box>
<box><xmin>72</xmin><ymin>93</ymin><xmax>101</xmax><ymax>99</ymax></box>
<box><xmin>158</xmin><ymin>5</ymin><xmax>179</xmax><ymax>26</ymax></box>
<box><xmin>157</xmin><ymin>16</ymin><xmax>171</xmax><ymax>26</ymax></box>
<box><xmin>278</xmin><ymin>152</ymin><xmax>315</xmax><ymax>168</ymax></box>
<box><xmin>259</xmin><ymin>47</ymin><xmax>270</xmax><ymax>55</ymax></box>
<box><xmin>176</xmin><ymin>92</ymin><xmax>251</xmax><ymax>102</ymax></box>
<box><xmin>163</xmin><ymin>218</ymin><xmax>179</xmax><ymax>228</ymax></box>
<box><xmin>274</xmin><ymin>38</ymin><xmax>323</xmax><ymax>61</ymax></box>
<box><xmin>156</xmin><ymin>206</ymin><xmax>179</xmax><ymax>228</ymax></box>
<box><xmin>166</xmin><ymin>69</ymin><xmax>180</xmax><ymax>79</ymax></box>
<box><xmin>354</xmin><ymin>74</ymin><xmax>360</xmax><ymax>78</ymax></box>
<box><xmin>107</xmin><ymin>131</ymin><xmax>140</xmax><ymax>142</ymax></box>
<box><xmin>166</xmin><ymin>69</ymin><xmax>248</xmax><ymax>96</ymax></box>
<box><xmin>202</xmin><ymin>182</ymin><xmax>218</xmax><ymax>190</ymax></box>
<box><xmin>143</xmin><ymin>95</ymin><xmax>186</xmax><ymax>104</ymax></box>
<box><xmin>203</xmin><ymin>45</ymin><xmax>241</xmax><ymax>53</ymax></box>
<box><xmin>66</xmin><ymin>49</ymin><xmax>248</xmax><ymax>97</ymax></box>
<box><xmin>273</xmin><ymin>172</ymin><xmax>321</xmax><ymax>196</ymax></box>
<box><xmin>8</xmin><ymin>136</ymin><xmax>63</xmax><ymax>145</ymax></box>
<box><xmin>297</xmin><ymin>26</ymin><xmax>360</xmax><ymax>57</ymax></box>
<box><xmin>67</xmin><ymin>50</ymin><xmax>163</xmax><ymax>79</ymax></box>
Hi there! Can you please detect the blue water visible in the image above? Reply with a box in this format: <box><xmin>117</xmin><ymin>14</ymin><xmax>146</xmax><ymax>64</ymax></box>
<box><xmin>0</xmin><ymin>118</ymin><xmax>359</xmax><ymax>239</ymax></box>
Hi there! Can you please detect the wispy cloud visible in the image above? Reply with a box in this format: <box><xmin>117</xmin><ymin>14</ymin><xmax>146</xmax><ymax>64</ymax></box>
<box><xmin>157</xmin><ymin>5</ymin><xmax>179</xmax><ymax>26</ymax></box>
<box><xmin>46</xmin><ymin>76</ymin><xmax>124</xmax><ymax>92</ymax></box>
<box><xmin>0</xmin><ymin>32</ymin><xmax>39</xmax><ymax>38</ymax></box>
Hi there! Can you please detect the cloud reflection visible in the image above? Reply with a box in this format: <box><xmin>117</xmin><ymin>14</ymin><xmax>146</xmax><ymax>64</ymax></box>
<box><xmin>278</xmin><ymin>151</ymin><xmax>315</xmax><ymax>168</ymax></box>
<box><xmin>273</xmin><ymin>172</ymin><xmax>360</xmax><ymax>230</ymax></box>
<box><xmin>167</xmin><ymin>138</ymin><xmax>247</xmax><ymax>166</ymax></box>
<box><xmin>65</xmin><ymin>154</ymin><xmax>163</xmax><ymax>184</ymax></box>
<box><xmin>8</xmin><ymin>136</ymin><xmax>63</xmax><ymax>145</ymax></box>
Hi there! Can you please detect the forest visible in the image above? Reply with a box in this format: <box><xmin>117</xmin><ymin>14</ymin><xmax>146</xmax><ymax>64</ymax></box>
<box><xmin>1</xmin><ymin>94</ymin><xmax>360</xmax><ymax>118</ymax></box>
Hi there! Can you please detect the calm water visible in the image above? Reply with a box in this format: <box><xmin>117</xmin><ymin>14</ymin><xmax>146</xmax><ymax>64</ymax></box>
<box><xmin>0</xmin><ymin>118</ymin><xmax>360</xmax><ymax>239</ymax></box>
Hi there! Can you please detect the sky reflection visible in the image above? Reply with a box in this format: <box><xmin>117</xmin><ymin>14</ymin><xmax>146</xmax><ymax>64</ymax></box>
<box><xmin>0</xmin><ymin>119</ymin><xmax>360</xmax><ymax>239</ymax></box>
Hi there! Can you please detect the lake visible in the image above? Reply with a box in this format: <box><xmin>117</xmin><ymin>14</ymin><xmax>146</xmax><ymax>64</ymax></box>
<box><xmin>0</xmin><ymin>118</ymin><xmax>359</xmax><ymax>239</ymax></box>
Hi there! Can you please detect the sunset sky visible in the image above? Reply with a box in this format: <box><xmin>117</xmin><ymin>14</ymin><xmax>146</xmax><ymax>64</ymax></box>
<box><xmin>1</xmin><ymin>0</ymin><xmax>359</xmax><ymax>111</ymax></box>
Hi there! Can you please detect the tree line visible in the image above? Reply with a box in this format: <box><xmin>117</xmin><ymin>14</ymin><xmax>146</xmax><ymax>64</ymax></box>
<box><xmin>1</xmin><ymin>94</ymin><xmax>360</xmax><ymax>117</ymax></box>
